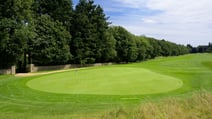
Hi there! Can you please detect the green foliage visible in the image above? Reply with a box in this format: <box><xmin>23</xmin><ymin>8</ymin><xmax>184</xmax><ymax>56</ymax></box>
<box><xmin>31</xmin><ymin>15</ymin><xmax>71</xmax><ymax>65</ymax></box>
<box><xmin>135</xmin><ymin>37</ymin><xmax>147</xmax><ymax>61</ymax></box>
<box><xmin>137</xmin><ymin>36</ymin><xmax>154</xmax><ymax>59</ymax></box>
<box><xmin>70</xmin><ymin>0</ymin><xmax>111</xmax><ymax>64</ymax></box>
<box><xmin>33</xmin><ymin>0</ymin><xmax>73</xmax><ymax>29</ymax></box>
<box><xmin>97</xmin><ymin>26</ymin><xmax>189</xmax><ymax>63</ymax></box>
<box><xmin>0</xmin><ymin>0</ymin><xmax>190</xmax><ymax>69</ymax></box>
<box><xmin>110</xmin><ymin>26</ymin><xmax>138</xmax><ymax>62</ymax></box>
<box><xmin>148</xmin><ymin>37</ymin><xmax>162</xmax><ymax>57</ymax></box>
<box><xmin>101</xmin><ymin>30</ymin><xmax>117</xmax><ymax>62</ymax></box>
<box><xmin>0</xmin><ymin>0</ymin><xmax>33</xmax><ymax>68</ymax></box>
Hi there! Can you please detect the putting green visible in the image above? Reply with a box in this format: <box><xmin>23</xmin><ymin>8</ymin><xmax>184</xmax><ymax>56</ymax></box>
<box><xmin>26</xmin><ymin>67</ymin><xmax>183</xmax><ymax>95</ymax></box>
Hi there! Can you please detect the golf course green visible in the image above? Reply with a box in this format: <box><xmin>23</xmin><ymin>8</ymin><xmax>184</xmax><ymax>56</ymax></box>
<box><xmin>27</xmin><ymin>67</ymin><xmax>183</xmax><ymax>95</ymax></box>
<box><xmin>0</xmin><ymin>53</ymin><xmax>211</xmax><ymax>118</ymax></box>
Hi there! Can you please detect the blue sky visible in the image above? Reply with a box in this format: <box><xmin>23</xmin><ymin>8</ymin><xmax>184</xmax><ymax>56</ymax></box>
<box><xmin>73</xmin><ymin>0</ymin><xmax>212</xmax><ymax>46</ymax></box>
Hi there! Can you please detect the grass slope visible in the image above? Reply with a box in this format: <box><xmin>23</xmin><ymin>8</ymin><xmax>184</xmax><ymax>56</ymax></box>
<box><xmin>0</xmin><ymin>53</ymin><xmax>211</xmax><ymax>118</ymax></box>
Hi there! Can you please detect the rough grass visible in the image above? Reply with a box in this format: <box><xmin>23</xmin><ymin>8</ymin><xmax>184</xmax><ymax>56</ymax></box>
<box><xmin>102</xmin><ymin>91</ymin><xmax>212</xmax><ymax>119</ymax></box>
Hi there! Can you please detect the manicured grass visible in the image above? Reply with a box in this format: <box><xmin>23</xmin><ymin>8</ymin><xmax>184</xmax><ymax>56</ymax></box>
<box><xmin>27</xmin><ymin>67</ymin><xmax>182</xmax><ymax>95</ymax></box>
<box><xmin>0</xmin><ymin>53</ymin><xmax>211</xmax><ymax>118</ymax></box>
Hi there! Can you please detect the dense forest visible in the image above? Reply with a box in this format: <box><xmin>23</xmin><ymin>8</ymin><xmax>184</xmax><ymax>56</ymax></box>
<box><xmin>0</xmin><ymin>0</ymin><xmax>190</xmax><ymax>71</ymax></box>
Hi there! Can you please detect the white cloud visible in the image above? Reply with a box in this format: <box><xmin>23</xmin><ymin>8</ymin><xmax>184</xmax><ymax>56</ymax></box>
<box><xmin>109</xmin><ymin>0</ymin><xmax>212</xmax><ymax>46</ymax></box>
<box><xmin>142</xmin><ymin>19</ymin><xmax>157</xmax><ymax>24</ymax></box>
<box><xmin>112</xmin><ymin>0</ymin><xmax>147</xmax><ymax>8</ymax></box>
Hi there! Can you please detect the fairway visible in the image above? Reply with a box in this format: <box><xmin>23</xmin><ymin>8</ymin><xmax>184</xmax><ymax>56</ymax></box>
<box><xmin>26</xmin><ymin>67</ymin><xmax>183</xmax><ymax>95</ymax></box>
<box><xmin>0</xmin><ymin>54</ymin><xmax>212</xmax><ymax>118</ymax></box>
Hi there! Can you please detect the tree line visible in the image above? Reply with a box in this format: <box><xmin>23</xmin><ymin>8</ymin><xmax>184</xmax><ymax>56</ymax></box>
<box><xmin>187</xmin><ymin>43</ymin><xmax>212</xmax><ymax>53</ymax></box>
<box><xmin>0</xmin><ymin>0</ymin><xmax>189</xmax><ymax>71</ymax></box>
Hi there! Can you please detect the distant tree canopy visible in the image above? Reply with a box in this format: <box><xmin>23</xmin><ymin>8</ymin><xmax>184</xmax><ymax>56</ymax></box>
<box><xmin>0</xmin><ymin>0</ymin><xmax>191</xmax><ymax>70</ymax></box>
<box><xmin>187</xmin><ymin>43</ymin><xmax>212</xmax><ymax>53</ymax></box>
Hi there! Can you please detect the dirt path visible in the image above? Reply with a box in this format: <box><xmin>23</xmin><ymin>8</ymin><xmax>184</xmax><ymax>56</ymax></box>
<box><xmin>15</xmin><ymin>68</ymin><xmax>86</xmax><ymax>77</ymax></box>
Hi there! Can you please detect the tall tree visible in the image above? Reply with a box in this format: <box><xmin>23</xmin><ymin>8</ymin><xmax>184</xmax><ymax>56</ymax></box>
<box><xmin>30</xmin><ymin>15</ymin><xmax>71</xmax><ymax>65</ymax></box>
<box><xmin>148</xmin><ymin>38</ymin><xmax>162</xmax><ymax>58</ymax></box>
<box><xmin>33</xmin><ymin>0</ymin><xmax>73</xmax><ymax>29</ymax></box>
<box><xmin>0</xmin><ymin>0</ymin><xmax>34</xmax><ymax>69</ymax></box>
<box><xmin>70</xmin><ymin>0</ymin><xmax>94</xmax><ymax>64</ymax></box>
<box><xmin>135</xmin><ymin>36</ymin><xmax>148</xmax><ymax>61</ymax></box>
<box><xmin>90</xmin><ymin>5</ymin><xmax>112</xmax><ymax>62</ymax></box>
<box><xmin>101</xmin><ymin>29</ymin><xmax>117</xmax><ymax>62</ymax></box>
<box><xmin>70</xmin><ymin>0</ymin><xmax>111</xmax><ymax>64</ymax></box>
<box><xmin>30</xmin><ymin>0</ymin><xmax>73</xmax><ymax>65</ymax></box>
<box><xmin>158</xmin><ymin>40</ymin><xmax>171</xmax><ymax>56</ymax></box>
<box><xmin>110</xmin><ymin>26</ymin><xmax>138</xmax><ymax>62</ymax></box>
